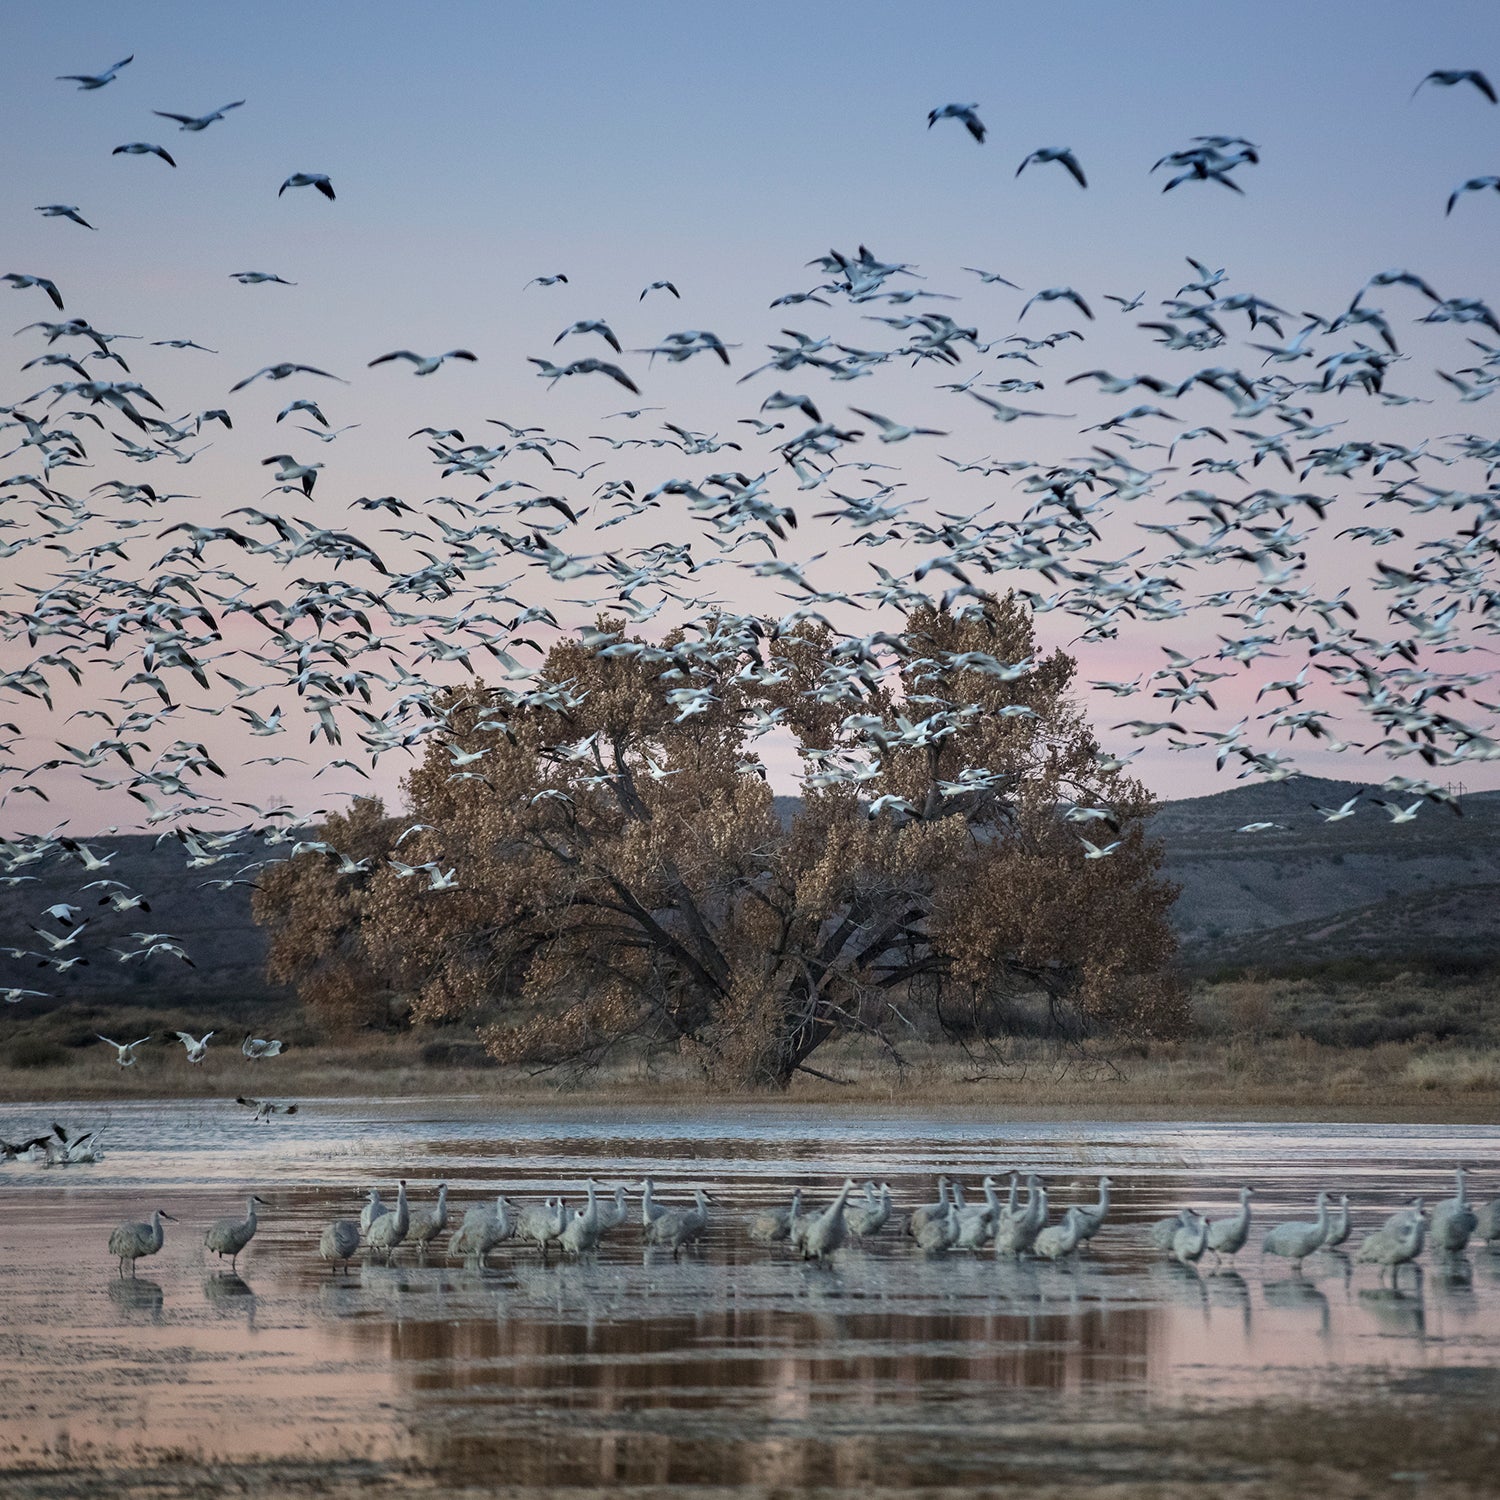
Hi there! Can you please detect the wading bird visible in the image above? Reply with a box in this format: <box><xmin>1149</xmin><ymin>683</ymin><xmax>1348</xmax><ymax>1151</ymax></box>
<box><xmin>109</xmin><ymin>1207</ymin><xmax>175</xmax><ymax>1276</ymax></box>
<box><xmin>205</xmin><ymin>1195</ymin><xmax>265</xmax><ymax>1271</ymax></box>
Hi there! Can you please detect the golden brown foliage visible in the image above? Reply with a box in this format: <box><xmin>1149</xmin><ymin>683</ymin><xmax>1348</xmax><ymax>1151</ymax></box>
<box><xmin>256</xmin><ymin>595</ymin><xmax>1184</xmax><ymax>1083</ymax></box>
<box><xmin>252</xmin><ymin>797</ymin><xmax>400</xmax><ymax>1030</ymax></box>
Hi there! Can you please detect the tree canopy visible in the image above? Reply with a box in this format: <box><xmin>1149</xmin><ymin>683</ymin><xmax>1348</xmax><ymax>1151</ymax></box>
<box><xmin>254</xmin><ymin>593</ymin><xmax>1183</xmax><ymax>1087</ymax></box>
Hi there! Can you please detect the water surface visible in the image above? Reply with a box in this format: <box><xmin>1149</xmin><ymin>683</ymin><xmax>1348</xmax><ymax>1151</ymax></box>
<box><xmin>1</xmin><ymin>1099</ymin><xmax>1495</xmax><ymax>1487</ymax></box>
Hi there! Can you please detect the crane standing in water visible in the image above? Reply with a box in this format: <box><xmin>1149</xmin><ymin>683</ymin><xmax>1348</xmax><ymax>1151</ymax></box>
<box><xmin>205</xmin><ymin>1194</ymin><xmax>265</xmax><ymax>1272</ymax></box>
<box><xmin>1262</xmin><ymin>1192</ymin><xmax>1331</xmax><ymax>1272</ymax></box>
<box><xmin>1207</xmin><ymin>1186</ymin><xmax>1254</xmax><ymax>1265</ymax></box>
<box><xmin>319</xmin><ymin>1218</ymin><xmax>360</xmax><ymax>1272</ymax></box>
<box><xmin>366</xmin><ymin>1181</ymin><xmax>410</xmax><ymax>1263</ymax></box>
<box><xmin>108</xmin><ymin>1207</ymin><xmax>176</xmax><ymax>1276</ymax></box>
<box><xmin>406</xmin><ymin>1182</ymin><xmax>449</xmax><ymax>1259</ymax></box>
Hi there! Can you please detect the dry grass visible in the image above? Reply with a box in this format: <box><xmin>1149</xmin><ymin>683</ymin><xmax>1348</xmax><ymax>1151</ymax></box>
<box><xmin>1402</xmin><ymin>1050</ymin><xmax>1500</xmax><ymax>1092</ymax></box>
<box><xmin>0</xmin><ymin>974</ymin><xmax>1496</xmax><ymax>1121</ymax></box>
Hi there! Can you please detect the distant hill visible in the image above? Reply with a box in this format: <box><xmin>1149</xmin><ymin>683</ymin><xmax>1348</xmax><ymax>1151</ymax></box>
<box><xmin>0</xmin><ymin>832</ymin><xmax>288</xmax><ymax>1008</ymax></box>
<box><xmin>3</xmin><ymin>775</ymin><xmax>1495</xmax><ymax>1012</ymax></box>
<box><xmin>1151</xmin><ymin>775</ymin><xmax>1500</xmax><ymax>968</ymax></box>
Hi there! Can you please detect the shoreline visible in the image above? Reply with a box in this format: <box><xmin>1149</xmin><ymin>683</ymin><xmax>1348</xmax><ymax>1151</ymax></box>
<box><xmin>7</xmin><ymin>1076</ymin><xmax>1498</xmax><ymax>1126</ymax></box>
<box><xmin>6</xmin><ymin>1003</ymin><xmax>1497</xmax><ymax>1124</ymax></box>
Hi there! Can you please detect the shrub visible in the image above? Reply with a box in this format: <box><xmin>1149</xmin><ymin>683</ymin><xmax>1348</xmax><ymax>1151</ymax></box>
<box><xmin>420</xmin><ymin>1040</ymin><xmax>496</xmax><ymax>1069</ymax></box>
<box><xmin>1403</xmin><ymin>1051</ymin><xmax>1500</xmax><ymax>1093</ymax></box>
<box><xmin>8</xmin><ymin>1037</ymin><xmax>69</xmax><ymax>1070</ymax></box>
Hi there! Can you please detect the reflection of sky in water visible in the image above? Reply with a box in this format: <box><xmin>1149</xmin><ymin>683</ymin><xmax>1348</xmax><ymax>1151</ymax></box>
<box><xmin>0</xmin><ymin>1101</ymin><xmax>1494</xmax><ymax>1482</ymax></box>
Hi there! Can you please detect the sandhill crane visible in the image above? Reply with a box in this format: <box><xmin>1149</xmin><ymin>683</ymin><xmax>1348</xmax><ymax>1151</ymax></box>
<box><xmin>1356</xmin><ymin>1201</ymin><xmax>1428</xmax><ymax>1284</ymax></box>
<box><xmin>907</xmin><ymin>1176</ymin><xmax>950</xmax><ymax>1238</ymax></box>
<box><xmin>914</xmin><ymin>1200</ymin><xmax>960</xmax><ymax>1254</ymax></box>
<box><xmin>319</xmin><ymin>1219</ymin><xmax>360</xmax><ymax>1272</ymax></box>
<box><xmin>1035</xmin><ymin>1206</ymin><xmax>1088</xmax><ymax>1261</ymax></box>
<box><xmin>1430</xmin><ymin>1166</ymin><xmax>1478</xmax><ymax>1253</ymax></box>
<box><xmin>1263</xmin><ymin>1192</ymin><xmax>1330</xmax><ymax>1271</ymax></box>
<box><xmin>366</xmin><ymin>1180</ymin><xmax>409</xmax><ymax>1262</ymax></box>
<box><xmin>406</xmin><ymin>1183</ymin><xmax>449</xmax><ymax>1258</ymax></box>
<box><xmin>109</xmin><ymin>1207</ymin><xmax>175</xmax><ymax>1276</ymax></box>
<box><xmin>637</xmin><ymin>1177</ymin><xmax>669</xmax><ymax>1233</ymax></box>
<box><xmin>561</xmin><ymin>1181</ymin><xmax>603</xmax><ymax>1256</ymax></box>
<box><xmin>1322</xmin><ymin>1193</ymin><xmax>1351</xmax><ymax>1249</ymax></box>
<box><xmin>359</xmin><ymin>1187</ymin><xmax>386</xmax><ymax>1234</ymax></box>
<box><xmin>449</xmin><ymin>1194</ymin><xmax>514</xmax><ymax>1264</ymax></box>
<box><xmin>645</xmin><ymin>1188</ymin><xmax>711</xmax><ymax>1258</ymax></box>
<box><xmin>801</xmin><ymin>1179</ymin><xmax>857</xmax><ymax>1262</ymax></box>
<box><xmin>1476</xmin><ymin>1191</ymin><xmax>1500</xmax><ymax>1244</ymax></box>
<box><xmin>998</xmin><ymin>1172</ymin><xmax>1022</xmax><ymax>1223</ymax></box>
<box><xmin>516</xmin><ymin>1196</ymin><xmax>568</xmax><ymax>1257</ymax></box>
<box><xmin>596</xmin><ymin>1185</ymin><xmax>630</xmax><ymax>1233</ymax></box>
<box><xmin>788</xmin><ymin>1191</ymin><xmax>816</xmax><ymax>1254</ymax></box>
<box><xmin>847</xmin><ymin>1182</ymin><xmax>892</xmax><ymax>1239</ymax></box>
<box><xmin>1171</xmin><ymin>1211</ymin><xmax>1211</xmax><ymax>1267</ymax></box>
<box><xmin>1150</xmin><ymin>1210</ymin><xmax>1190</xmax><ymax>1252</ymax></box>
<box><xmin>1207</xmin><ymin>1187</ymin><xmax>1254</xmax><ymax>1264</ymax></box>
<box><xmin>1074</xmin><ymin>1176</ymin><xmax>1112</xmax><ymax>1245</ymax></box>
<box><xmin>205</xmin><ymin>1194</ymin><xmax>265</xmax><ymax>1271</ymax></box>
<box><xmin>747</xmin><ymin>1188</ymin><xmax>802</xmax><ymax>1244</ymax></box>
<box><xmin>994</xmin><ymin>1180</ymin><xmax>1046</xmax><ymax>1257</ymax></box>
<box><xmin>955</xmin><ymin>1176</ymin><xmax>1001</xmax><ymax>1251</ymax></box>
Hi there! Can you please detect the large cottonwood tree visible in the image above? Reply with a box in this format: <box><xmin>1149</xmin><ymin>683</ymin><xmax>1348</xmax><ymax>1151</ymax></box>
<box><xmin>254</xmin><ymin>594</ymin><xmax>1183</xmax><ymax>1087</ymax></box>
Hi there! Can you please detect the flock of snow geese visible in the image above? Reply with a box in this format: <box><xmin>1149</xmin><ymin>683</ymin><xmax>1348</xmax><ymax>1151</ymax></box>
<box><xmin>99</xmin><ymin>1165</ymin><xmax>1500</xmax><ymax>1283</ymax></box>
<box><xmin>2</xmin><ymin>49</ymin><xmax>1500</xmax><ymax>990</ymax></box>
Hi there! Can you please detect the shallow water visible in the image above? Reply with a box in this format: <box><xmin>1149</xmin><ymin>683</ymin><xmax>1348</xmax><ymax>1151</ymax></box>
<box><xmin>0</xmin><ymin>1100</ymin><xmax>1496</xmax><ymax>1487</ymax></box>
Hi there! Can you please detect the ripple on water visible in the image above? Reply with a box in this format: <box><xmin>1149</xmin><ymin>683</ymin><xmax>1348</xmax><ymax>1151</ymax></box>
<box><xmin>0</xmin><ymin>1099</ymin><xmax>1495</xmax><ymax>1485</ymax></box>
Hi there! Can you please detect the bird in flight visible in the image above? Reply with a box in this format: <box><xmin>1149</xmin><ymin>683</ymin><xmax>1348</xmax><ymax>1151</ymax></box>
<box><xmin>174</xmin><ymin>1030</ymin><xmax>214</xmax><ymax>1063</ymax></box>
<box><xmin>528</xmin><ymin>357</ymin><xmax>640</xmax><ymax>393</ymax></box>
<box><xmin>237</xmin><ymin>1094</ymin><xmax>298</xmax><ymax>1120</ymax></box>
<box><xmin>153</xmin><ymin>101</ymin><xmax>246</xmax><ymax>131</ymax></box>
<box><xmin>1</xmin><ymin>273</ymin><xmax>64</xmax><ymax>309</ymax></box>
<box><xmin>279</xmin><ymin>172</ymin><xmax>336</xmax><ymax>200</ymax></box>
<box><xmin>56</xmin><ymin>55</ymin><xmax>133</xmax><ymax>90</ymax></box>
<box><xmin>35</xmin><ymin>204</ymin><xmax>95</xmax><ymax>229</ymax></box>
<box><xmin>368</xmin><ymin>349</ymin><xmax>477</xmax><ymax>375</ymax></box>
<box><xmin>230</xmin><ymin>362</ymin><xmax>346</xmax><ymax>390</ymax></box>
<box><xmin>556</xmin><ymin>320</ymin><xmax>621</xmax><ymax>351</ymax></box>
<box><xmin>849</xmin><ymin>408</ymin><xmax>948</xmax><ymax>443</ymax></box>
<box><xmin>112</xmin><ymin>142</ymin><xmax>176</xmax><ymax>167</ymax></box>
<box><xmin>962</xmin><ymin>267</ymin><xmax>1021</xmax><ymax>288</ymax></box>
<box><xmin>1413</xmin><ymin>69</ymin><xmax>1497</xmax><ymax>105</ymax></box>
<box><xmin>1020</xmin><ymin>286</ymin><xmax>1094</xmax><ymax>321</ymax></box>
<box><xmin>525</xmin><ymin>273</ymin><xmax>569</xmax><ymax>288</ymax></box>
<box><xmin>97</xmin><ymin>1034</ymin><xmax>152</xmax><ymax>1066</ymax></box>
<box><xmin>1016</xmin><ymin>147</ymin><xmax>1087</xmax><ymax>187</ymax></box>
<box><xmin>928</xmin><ymin>103</ymin><xmax>986</xmax><ymax>143</ymax></box>
<box><xmin>1446</xmin><ymin>176</ymin><xmax>1500</xmax><ymax>215</ymax></box>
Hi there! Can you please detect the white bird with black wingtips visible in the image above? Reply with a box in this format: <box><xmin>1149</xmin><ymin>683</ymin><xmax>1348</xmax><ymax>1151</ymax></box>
<box><xmin>279</xmin><ymin>172</ymin><xmax>335</xmax><ymax>200</ymax></box>
<box><xmin>58</xmin><ymin>55</ymin><xmax>133</xmax><ymax>90</ymax></box>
